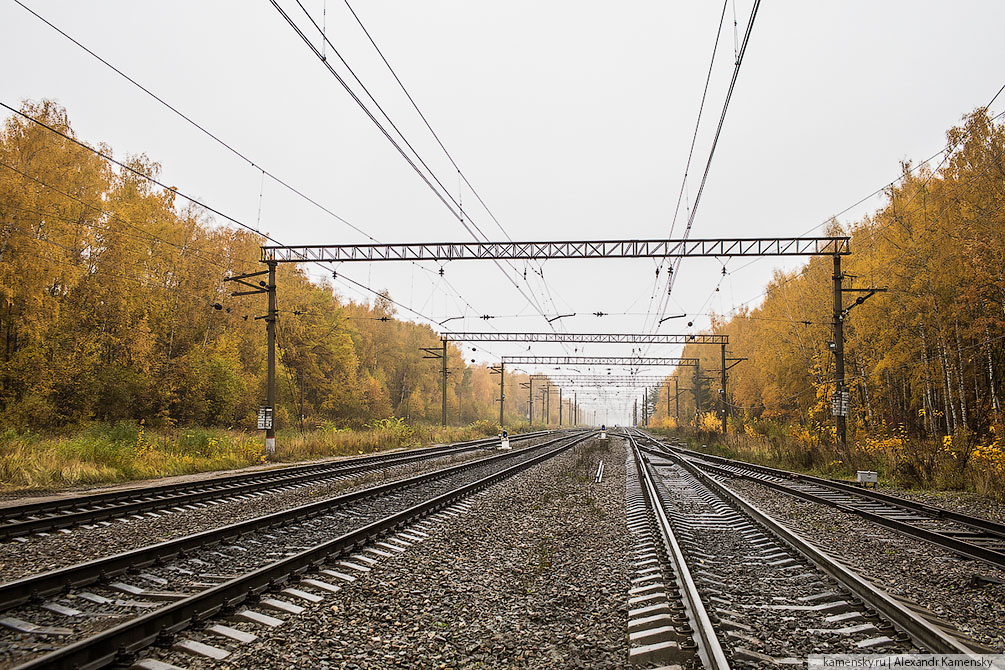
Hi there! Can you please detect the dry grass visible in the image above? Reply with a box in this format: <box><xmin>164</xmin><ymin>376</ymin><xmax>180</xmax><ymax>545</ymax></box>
<box><xmin>650</xmin><ymin>424</ymin><xmax>1005</xmax><ymax>501</ymax></box>
<box><xmin>0</xmin><ymin>419</ymin><xmax>505</xmax><ymax>493</ymax></box>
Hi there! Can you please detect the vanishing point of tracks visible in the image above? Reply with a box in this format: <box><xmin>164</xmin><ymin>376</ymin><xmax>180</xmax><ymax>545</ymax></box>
<box><xmin>0</xmin><ymin>430</ymin><xmax>592</xmax><ymax>669</ymax></box>
<box><xmin>624</xmin><ymin>429</ymin><xmax>995</xmax><ymax>668</ymax></box>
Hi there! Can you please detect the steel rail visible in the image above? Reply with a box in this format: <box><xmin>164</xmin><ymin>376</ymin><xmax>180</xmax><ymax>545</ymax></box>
<box><xmin>12</xmin><ymin>431</ymin><xmax>595</xmax><ymax>670</ymax></box>
<box><xmin>0</xmin><ymin>431</ymin><xmax>580</xmax><ymax>611</ymax></box>
<box><xmin>651</xmin><ymin>439</ymin><xmax>983</xmax><ymax>657</ymax></box>
<box><xmin>675</xmin><ymin>456</ymin><xmax>1005</xmax><ymax>571</ymax></box>
<box><xmin>646</xmin><ymin>437</ymin><xmax>1005</xmax><ymax>570</ymax></box>
<box><xmin>0</xmin><ymin>431</ymin><xmax>551</xmax><ymax>539</ymax></box>
<box><xmin>628</xmin><ymin>433</ymin><xmax>730</xmax><ymax>670</ymax></box>
<box><xmin>669</xmin><ymin>442</ymin><xmax>1005</xmax><ymax>537</ymax></box>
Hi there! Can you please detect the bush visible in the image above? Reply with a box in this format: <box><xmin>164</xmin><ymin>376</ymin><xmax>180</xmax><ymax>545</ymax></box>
<box><xmin>468</xmin><ymin>419</ymin><xmax>501</xmax><ymax>436</ymax></box>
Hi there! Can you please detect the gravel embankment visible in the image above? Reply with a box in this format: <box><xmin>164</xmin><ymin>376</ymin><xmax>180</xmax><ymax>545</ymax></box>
<box><xmin>0</xmin><ymin>441</ymin><xmax>550</xmax><ymax>583</ymax></box>
<box><xmin>164</xmin><ymin>435</ymin><xmax>631</xmax><ymax>670</ymax></box>
<box><xmin>730</xmin><ymin>478</ymin><xmax>1005</xmax><ymax>650</ymax></box>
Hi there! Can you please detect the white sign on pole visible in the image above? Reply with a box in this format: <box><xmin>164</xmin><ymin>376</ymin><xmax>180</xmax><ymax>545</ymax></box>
<box><xmin>831</xmin><ymin>391</ymin><xmax>850</xmax><ymax>417</ymax></box>
<box><xmin>257</xmin><ymin>406</ymin><xmax>274</xmax><ymax>430</ymax></box>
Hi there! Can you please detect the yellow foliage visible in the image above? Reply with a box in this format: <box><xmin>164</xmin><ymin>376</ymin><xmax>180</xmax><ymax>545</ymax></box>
<box><xmin>698</xmin><ymin>412</ymin><xmax>721</xmax><ymax>432</ymax></box>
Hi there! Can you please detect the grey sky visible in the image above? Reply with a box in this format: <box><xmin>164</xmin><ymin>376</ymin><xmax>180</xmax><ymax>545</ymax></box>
<box><xmin>2</xmin><ymin>1</ymin><xmax>1002</xmax><ymax>423</ymax></box>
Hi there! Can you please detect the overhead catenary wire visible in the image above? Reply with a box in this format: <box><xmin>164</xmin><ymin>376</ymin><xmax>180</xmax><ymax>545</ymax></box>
<box><xmin>653</xmin><ymin>0</ymin><xmax>762</xmax><ymax>321</ymax></box>
<box><xmin>8</xmin><ymin>0</ymin><xmax>376</xmax><ymax>244</ymax></box>
<box><xmin>642</xmin><ymin>0</ymin><xmax>730</xmax><ymax>334</ymax></box>
<box><xmin>338</xmin><ymin>0</ymin><xmax>575</xmax><ymax>333</ymax></box>
<box><xmin>13</xmin><ymin>0</ymin><xmax>627</xmax><ymax>347</ymax></box>
<box><xmin>271</xmin><ymin>0</ymin><xmax>574</xmax><ymax>339</ymax></box>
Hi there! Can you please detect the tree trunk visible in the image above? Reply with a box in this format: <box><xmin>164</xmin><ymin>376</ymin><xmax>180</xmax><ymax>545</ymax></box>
<box><xmin>919</xmin><ymin>324</ymin><xmax>937</xmax><ymax>436</ymax></box>
<box><xmin>987</xmin><ymin>327</ymin><xmax>1001</xmax><ymax>413</ymax></box>
<box><xmin>953</xmin><ymin>322</ymin><xmax>968</xmax><ymax>430</ymax></box>
<box><xmin>939</xmin><ymin>336</ymin><xmax>956</xmax><ymax>433</ymax></box>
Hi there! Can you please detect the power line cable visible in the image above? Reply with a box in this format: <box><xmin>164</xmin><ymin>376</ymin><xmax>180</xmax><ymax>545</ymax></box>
<box><xmin>714</xmin><ymin>88</ymin><xmax>1005</xmax><ymax>312</ymax></box>
<box><xmin>9</xmin><ymin>0</ymin><xmax>497</xmax><ymax>323</ymax></box>
<box><xmin>0</xmin><ymin>100</ymin><xmax>474</xmax><ymax>332</ymax></box>
<box><xmin>9</xmin><ymin>0</ymin><xmax>379</xmax><ymax>245</ymax></box>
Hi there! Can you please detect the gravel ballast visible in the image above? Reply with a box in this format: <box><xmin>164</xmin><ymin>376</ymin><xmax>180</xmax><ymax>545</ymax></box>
<box><xmin>151</xmin><ymin>435</ymin><xmax>631</xmax><ymax>670</ymax></box>
<box><xmin>730</xmin><ymin>477</ymin><xmax>1005</xmax><ymax>650</ymax></box>
<box><xmin>875</xmin><ymin>485</ymin><xmax>1005</xmax><ymax>525</ymax></box>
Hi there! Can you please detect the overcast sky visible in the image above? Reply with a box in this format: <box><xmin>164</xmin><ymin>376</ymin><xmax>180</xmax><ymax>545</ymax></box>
<box><xmin>2</xmin><ymin>1</ymin><xmax>1002</xmax><ymax>423</ymax></box>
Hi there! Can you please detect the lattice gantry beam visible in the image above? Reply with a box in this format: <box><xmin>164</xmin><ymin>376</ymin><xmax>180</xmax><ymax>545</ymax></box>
<box><xmin>532</xmin><ymin>376</ymin><xmax>675</xmax><ymax>382</ymax></box>
<box><xmin>440</xmin><ymin>332</ymin><xmax>727</xmax><ymax>345</ymax></box>
<box><xmin>501</xmin><ymin>356</ymin><xmax>698</xmax><ymax>366</ymax></box>
<box><xmin>534</xmin><ymin>378</ymin><xmax>673</xmax><ymax>386</ymax></box>
<box><xmin>262</xmin><ymin>237</ymin><xmax>850</xmax><ymax>263</ymax></box>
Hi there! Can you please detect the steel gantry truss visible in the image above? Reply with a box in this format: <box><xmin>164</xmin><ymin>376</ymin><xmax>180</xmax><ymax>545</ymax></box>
<box><xmin>501</xmin><ymin>355</ymin><xmax>698</xmax><ymax>367</ymax></box>
<box><xmin>495</xmin><ymin>357</ymin><xmax>700</xmax><ymax>428</ymax></box>
<box><xmin>239</xmin><ymin>236</ymin><xmax>851</xmax><ymax>450</ymax></box>
<box><xmin>262</xmin><ymin>237</ymin><xmax>849</xmax><ymax>263</ymax></box>
<box><xmin>528</xmin><ymin>375</ymin><xmax>690</xmax><ymax>429</ymax></box>
<box><xmin>447</xmin><ymin>332</ymin><xmax>731</xmax><ymax>429</ymax></box>
<box><xmin>440</xmin><ymin>332</ymin><xmax>727</xmax><ymax>345</ymax></box>
<box><xmin>532</xmin><ymin>376</ymin><xmax>679</xmax><ymax>384</ymax></box>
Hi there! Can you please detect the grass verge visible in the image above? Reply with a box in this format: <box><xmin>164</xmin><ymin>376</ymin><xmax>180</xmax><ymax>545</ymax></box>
<box><xmin>647</xmin><ymin>425</ymin><xmax>1005</xmax><ymax>502</ymax></box>
<box><xmin>0</xmin><ymin>419</ymin><xmax>520</xmax><ymax>493</ymax></box>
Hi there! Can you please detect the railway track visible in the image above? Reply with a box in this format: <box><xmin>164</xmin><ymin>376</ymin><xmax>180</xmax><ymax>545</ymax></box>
<box><xmin>0</xmin><ymin>430</ymin><xmax>553</xmax><ymax>541</ymax></box>
<box><xmin>624</xmin><ymin>430</ymin><xmax>990</xmax><ymax>667</ymax></box>
<box><xmin>0</xmin><ymin>430</ymin><xmax>593</xmax><ymax>670</ymax></box>
<box><xmin>635</xmin><ymin>432</ymin><xmax>1005</xmax><ymax>571</ymax></box>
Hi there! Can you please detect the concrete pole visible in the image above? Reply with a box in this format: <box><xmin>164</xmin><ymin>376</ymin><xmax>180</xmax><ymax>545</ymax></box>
<box><xmin>545</xmin><ymin>385</ymin><xmax>551</xmax><ymax>426</ymax></box>
<box><xmin>265</xmin><ymin>261</ymin><xmax>277</xmax><ymax>457</ymax></box>
<box><xmin>499</xmin><ymin>362</ymin><xmax>505</xmax><ymax>428</ymax></box>
<box><xmin>675</xmin><ymin>377</ymin><xmax>680</xmax><ymax>422</ymax></box>
<box><xmin>833</xmin><ymin>254</ymin><xmax>847</xmax><ymax>446</ymax></box>
<box><xmin>528</xmin><ymin>377</ymin><xmax>534</xmax><ymax>426</ymax></box>
<box><xmin>721</xmin><ymin>342</ymin><xmax>728</xmax><ymax>434</ymax></box>
<box><xmin>643</xmin><ymin>387</ymin><xmax>648</xmax><ymax>426</ymax></box>
<box><xmin>441</xmin><ymin>339</ymin><xmax>447</xmax><ymax>426</ymax></box>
